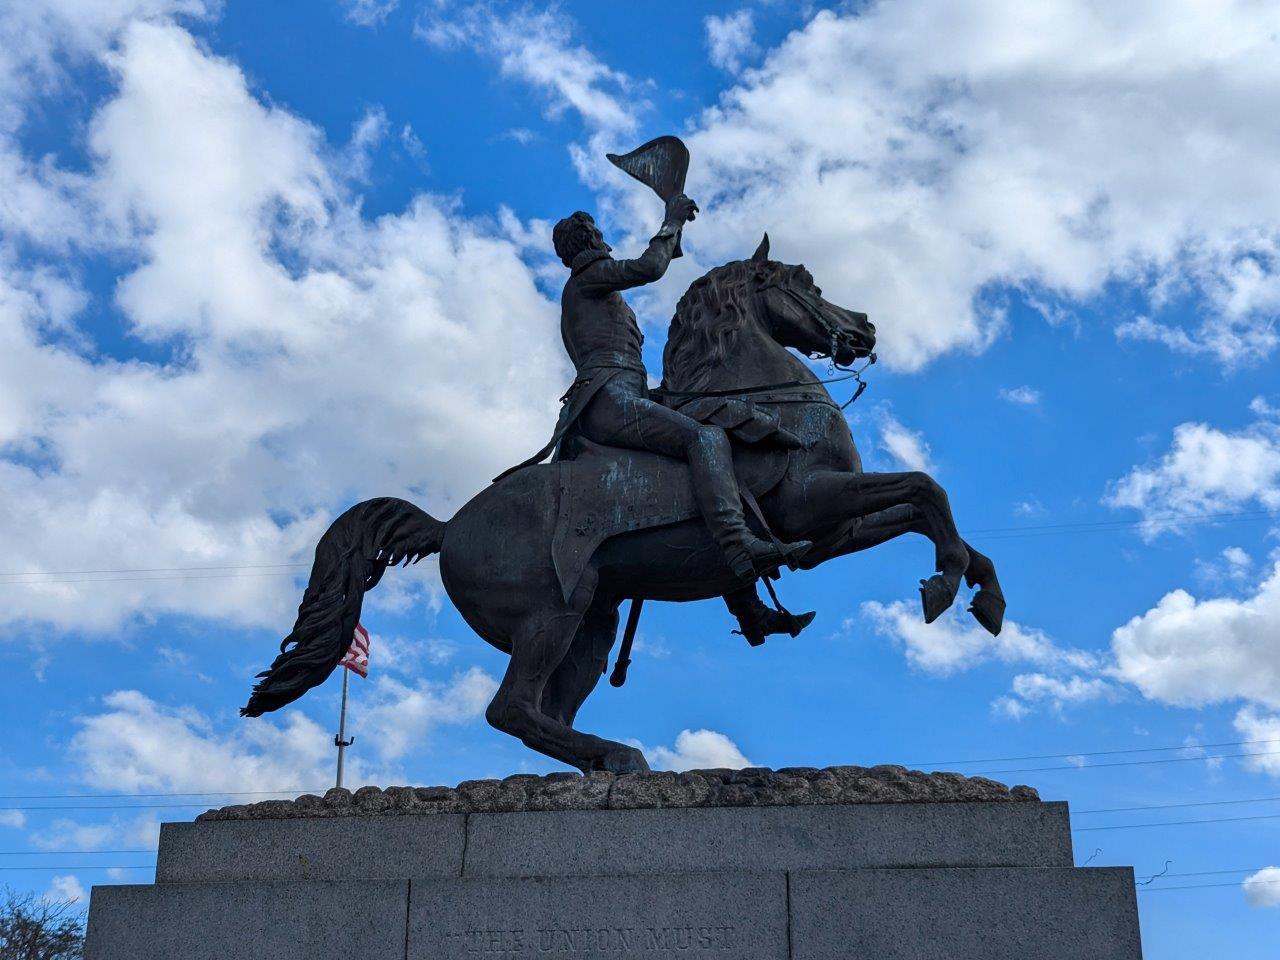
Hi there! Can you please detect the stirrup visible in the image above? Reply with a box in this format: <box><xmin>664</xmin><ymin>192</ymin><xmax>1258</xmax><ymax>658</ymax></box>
<box><xmin>729</xmin><ymin>538</ymin><xmax>812</xmax><ymax>581</ymax></box>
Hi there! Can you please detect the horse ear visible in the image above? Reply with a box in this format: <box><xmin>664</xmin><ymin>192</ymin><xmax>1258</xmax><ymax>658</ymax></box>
<box><xmin>751</xmin><ymin>233</ymin><xmax>770</xmax><ymax>262</ymax></box>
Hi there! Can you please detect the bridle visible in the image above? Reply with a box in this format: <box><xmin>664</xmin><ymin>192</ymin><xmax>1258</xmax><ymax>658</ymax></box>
<box><xmin>759</xmin><ymin>272</ymin><xmax>878</xmax><ymax>407</ymax></box>
<box><xmin>654</xmin><ymin>271</ymin><xmax>876</xmax><ymax>410</ymax></box>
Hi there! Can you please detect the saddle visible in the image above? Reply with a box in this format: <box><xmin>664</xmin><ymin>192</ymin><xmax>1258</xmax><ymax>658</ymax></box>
<box><xmin>549</xmin><ymin>397</ymin><xmax>795</xmax><ymax>603</ymax></box>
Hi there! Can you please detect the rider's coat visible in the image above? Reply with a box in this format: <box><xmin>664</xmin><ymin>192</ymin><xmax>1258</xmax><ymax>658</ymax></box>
<box><xmin>496</xmin><ymin>226</ymin><xmax>679</xmax><ymax>480</ymax></box>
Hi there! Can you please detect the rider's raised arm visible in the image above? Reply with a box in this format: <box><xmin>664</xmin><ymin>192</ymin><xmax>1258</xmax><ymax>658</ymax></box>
<box><xmin>580</xmin><ymin>194</ymin><xmax>697</xmax><ymax>293</ymax></box>
<box><xmin>581</xmin><ymin>230</ymin><xmax>679</xmax><ymax>292</ymax></box>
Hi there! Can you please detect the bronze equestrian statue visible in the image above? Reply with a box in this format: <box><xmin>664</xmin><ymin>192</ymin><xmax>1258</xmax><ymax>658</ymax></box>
<box><xmin>243</xmin><ymin>139</ymin><xmax>1006</xmax><ymax>775</ymax></box>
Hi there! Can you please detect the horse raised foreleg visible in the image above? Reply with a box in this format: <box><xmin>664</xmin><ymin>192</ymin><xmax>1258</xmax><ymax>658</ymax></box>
<box><xmin>795</xmin><ymin>503</ymin><xmax>1005</xmax><ymax>635</ymax></box>
<box><xmin>775</xmin><ymin>471</ymin><xmax>969</xmax><ymax>623</ymax></box>
<box><xmin>960</xmin><ymin>541</ymin><xmax>1005</xmax><ymax>635</ymax></box>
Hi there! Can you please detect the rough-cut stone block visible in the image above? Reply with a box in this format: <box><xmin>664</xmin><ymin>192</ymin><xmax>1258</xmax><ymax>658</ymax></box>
<box><xmin>463</xmin><ymin>801</ymin><xmax>1072</xmax><ymax>878</ymax></box>
<box><xmin>156</xmin><ymin>814</ymin><xmax>464</xmax><ymax>883</ymax></box>
<box><xmin>84</xmin><ymin>880</ymin><xmax>409</xmax><ymax>960</ymax></box>
<box><xmin>408</xmin><ymin>871</ymin><xmax>787</xmax><ymax>960</ymax></box>
<box><xmin>194</xmin><ymin>766</ymin><xmax>1040</xmax><ymax>821</ymax></box>
<box><xmin>790</xmin><ymin>867</ymin><xmax>1142</xmax><ymax>959</ymax></box>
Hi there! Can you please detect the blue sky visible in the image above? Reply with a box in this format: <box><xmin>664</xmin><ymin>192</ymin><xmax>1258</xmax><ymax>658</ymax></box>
<box><xmin>2</xmin><ymin>0</ymin><xmax>1280</xmax><ymax>955</ymax></box>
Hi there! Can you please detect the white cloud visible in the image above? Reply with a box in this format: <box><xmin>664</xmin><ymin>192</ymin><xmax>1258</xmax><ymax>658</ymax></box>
<box><xmin>56</xmin><ymin>675</ymin><xmax>493</xmax><ymax>799</ymax></box>
<box><xmin>878</xmin><ymin>413</ymin><xmax>934</xmax><ymax>473</ymax></box>
<box><xmin>70</xmin><ymin>689</ymin><xmax>352</xmax><ymax>792</ymax></box>
<box><xmin>1195</xmin><ymin>545</ymin><xmax>1254</xmax><ymax>585</ymax></box>
<box><xmin>864</xmin><ymin>598</ymin><xmax>1096</xmax><ymax>677</ymax></box>
<box><xmin>613</xmin><ymin>0</ymin><xmax>1280</xmax><ymax>370</ymax></box>
<box><xmin>1110</xmin><ymin>562</ymin><xmax>1280</xmax><ymax>710</ymax></box>
<box><xmin>991</xmin><ymin>696</ymin><xmax>1028</xmax><ymax>721</ymax></box>
<box><xmin>354</xmin><ymin>666</ymin><xmax>497</xmax><ymax>763</ymax></box>
<box><xmin>0</xmin><ymin>15</ymin><xmax>571</xmax><ymax>632</ymax></box>
<box><xmin>705</xmin><ymin>10</ymin><xmax>757</xmax><ymax>74</ymax></box>
<box><xmin>1251</xmin><ymin>396</ymin><xmax>1280</xmax><ymax>420</ymax></box>
<box><xmin>400</xmin><ymin>123</ymin><xmax>427</xmax><ymax>164</ymax></box>
<box><xmin>31</xmin><ymin>819</ymin><xmax>116</xmax><ymax>851</ymax></box>
<box><xmin>1008</xmin><ymin>672</ymin><xmax>1114</xmax><ymax>710</ymax></box>
<box><xmin>0</xmin><ymin>809</ymin><xmax>26</xmax><ymax>829</ymax></box>
<box><xmin>1243</xmin><ymin>866</ymin><xmax>1280</xmax><ymax>908</ymax></box>
<box><xmin>641</xmin><ymin>729</ymin><xmax>751</xmax><ymax>772</ymax></box>
<box><xmin>416</xmin><ymin>3</ymin><xmax>636</xmax><ymax>132</ymax></box>
<box><xmin>1106</xmin><ymin>412</ymin><xmax>1280</xmax><ymax>531</ymax></box>
<box><xmin>1234</xmin><ymin>707</ymin><xmax>1280</xmax><ymax>778</ymax></box>
<box><xmin>499</xmin><ymin>127</ymin><xmax>538</xmax><ymax>145</ymax></box>
<box><xmin>1103</xmin><ymin>414</ymin><xmax>1280</xmax><ymax>775</ymax></box>
<box><xmin>31</xmin><ymin>814</ymin><xmax>161</xmax><ymax>855</ymax></box>
<box><xmin>44</xmin><ymin>874</ymin><xmax>86</xmax><ymax>905</ymax></box>
<box><xmin>999</xmin><ymin>386</ymin><xmax>1041</xmax><ymax>406</ymax></box>
<box><xmin>864</xmin><ymin>600</ymin><xmax>1109</xmax><ymax>716</ymax></box>
<box><xmin>341</xmin><ymin>0</ymin><xmax>397</xmax><ymax>26</ymax></box>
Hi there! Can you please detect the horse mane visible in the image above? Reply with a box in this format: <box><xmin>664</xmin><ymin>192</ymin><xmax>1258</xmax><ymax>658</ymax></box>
<box><xmin>662</xmin><ymin>258</ymin><xmax>786</xmax><ymax>392</ymax></box>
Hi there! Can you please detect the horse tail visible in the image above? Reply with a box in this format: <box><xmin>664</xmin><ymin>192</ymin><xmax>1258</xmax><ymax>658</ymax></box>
<box><xmin>241</xmin><ymin>497</ymin><xmax>446</xmax><ymax>718</ymax></box>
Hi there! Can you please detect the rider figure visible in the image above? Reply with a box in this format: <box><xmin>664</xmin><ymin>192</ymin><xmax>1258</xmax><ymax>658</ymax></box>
<box><xmin>536</xmin><ymin>194</ymin><xmax>811</xmax><ymax>582</ymax></box>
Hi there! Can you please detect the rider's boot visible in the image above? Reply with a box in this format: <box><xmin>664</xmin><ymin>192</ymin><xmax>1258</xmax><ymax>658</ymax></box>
<box><xmin>727</xmin><ymin>538</ymin><xmax>812</xmax><ymax>580</ymax></box>
<box><xmin>685</xmin><ymin>427</ymin><xmax>811</xmax><ymax>580</ymax></box>
<box><xmin>724</xmin><ymin>586</ymin><xmax>816</xmax><ymax>647</ymax></box>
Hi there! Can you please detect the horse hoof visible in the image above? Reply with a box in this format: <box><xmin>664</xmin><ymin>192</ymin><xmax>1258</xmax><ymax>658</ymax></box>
<box><xmin>969</xmin><ymin>589</ymin><xmax>1006</xmax><ymax>636</ymax></box>
<box><xmin>593</xmin><ymin>745</ymin><xmax>651</xmax><ymax>775</ymax></box>
<box><xmin>919</xmin><ymin>575</ymin><xmax>959</xmax><ymax>624</ymax></box>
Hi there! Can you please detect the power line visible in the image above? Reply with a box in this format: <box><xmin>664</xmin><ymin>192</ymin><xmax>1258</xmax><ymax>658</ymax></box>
<box><xmin>0</xmin><ymin>559</ymin><xmax>437</xmax><ymax>586</ymax></box>
<box><xmin>0</xmin><ymin>562</ymin><xmax>308</xmax><ymax>578</ymax></box>
<box><xmin>5</xmin><ymin>747</ymin><xmax>1280</xmax><ymax>806</ymax></box>
<box><xmin>980</xmin><ymin>749</ymin><xmax>1280</xmax><ymax>777</ymax></box>
<box><xmin>0</xmin><ymin>571</ymin><xmax>303</xmax><ymax>586</ymax></box>
<box><xmin>0</xmin><ymin>508</ymin><xmax>1272</xmax><ymax>586</ymax></box>
<box><xmin>1</xmin><ymin>803</ymin><xmax>250</xmax><ymax>812</ymax></box>
<box><xmin>0</xmin><ymin>789</ymin><xmax>320</xmax><ymax>801</ymax></box>
<box><xmin>965</xmin><ymin>508</ymin><xmax>1278</xmax><ymax>536</ymax></box>
<box><xmin>0</xmin><ymin>870</ymin><xmax>154</xmax><ymax>875</ymax></box>
<box><xmin>969</xmin><ymin>510</ymin><xmax>1278</xmax><ymax>543</ymax></box>
<box><xmin>1150</xmin><ymin>868</ymin><xmax>1275</xmax><ymax>879</ymax></box>
<box><xmin>1140</xmin><ymin>878</ymin><xmax>1280</xmax><ymax>893</ymax></box>
<box><xmin>0</xmin><ymin>855</ymin><xmax>152</xmax><ymax>860</ymax></box>
<box><xmin>1076</xmin><ymin>813</ymin><xmax>1280</xmax><ymax>832</ymax></box>
<box><xmin>913</xmin><ymin>737</ymin><xmax>1280</xmax><ymax>767</ymax></box>
<box><xmin>1075</xmin><ymin>796</ymin><xmax>1280</xmax><ymax>815</ymax></box>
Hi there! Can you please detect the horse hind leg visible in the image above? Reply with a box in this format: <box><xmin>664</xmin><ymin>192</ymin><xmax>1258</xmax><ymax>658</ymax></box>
<box><xmin>486</xmin><ymin>594</ymin><xmax>647</xmax><ymax>775</ymax></box>
<box><xmin>542</xmin><ymin>597</ymin><xmax>620</xmax><ymax>731</ymax></box>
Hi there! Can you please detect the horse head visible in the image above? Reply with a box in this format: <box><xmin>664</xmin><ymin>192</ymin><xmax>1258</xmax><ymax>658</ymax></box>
<box><xmin>749</xmin><ymin>233</ymin><xmax>876</xmax><ymax>368</ymax></box>
<box><xmin>662</xmin><ymin>233</ymin><xmax>876</xmax><ymax>392</ymax></box>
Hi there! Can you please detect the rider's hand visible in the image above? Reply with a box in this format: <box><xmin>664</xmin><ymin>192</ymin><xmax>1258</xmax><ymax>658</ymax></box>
<box><xmin>666</xmin><ymin>193</ymin><xmax>699</xmax><ymax>224</ymax></box>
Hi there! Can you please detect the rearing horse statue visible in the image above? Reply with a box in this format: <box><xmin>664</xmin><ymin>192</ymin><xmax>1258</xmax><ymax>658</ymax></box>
<box><xmin>242</xmin><ymin>235</ymin><xmax>1005</xmax><ymax>775</ymax></box>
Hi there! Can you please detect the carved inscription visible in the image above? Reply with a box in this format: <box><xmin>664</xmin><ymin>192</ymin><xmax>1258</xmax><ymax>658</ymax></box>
<box><xmin>443</xmin><ymin>924</ymin><xmax>737</xmax><ymax>955</ymax></box>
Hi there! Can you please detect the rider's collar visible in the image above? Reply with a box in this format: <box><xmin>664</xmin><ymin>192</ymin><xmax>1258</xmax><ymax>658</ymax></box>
<box><xmin>571</xmin><ymin>247</ymin><xmax>612</xmax><ymax>275</ymax></box>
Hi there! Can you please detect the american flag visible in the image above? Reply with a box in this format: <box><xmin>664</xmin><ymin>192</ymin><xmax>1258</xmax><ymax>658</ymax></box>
<box><xmin>339</xmin><ymin>623</ymin><xmax>370</xmax><ymax>678</ymax></box>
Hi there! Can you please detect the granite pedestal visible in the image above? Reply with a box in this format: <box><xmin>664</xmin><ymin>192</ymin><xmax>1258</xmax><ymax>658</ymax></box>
<box><xmin>85</xmin><ymin>766</ymin><xmax>1143</xmax><ymax>959</ymax></box>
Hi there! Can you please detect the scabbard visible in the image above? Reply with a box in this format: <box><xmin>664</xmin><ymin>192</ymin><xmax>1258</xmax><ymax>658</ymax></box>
<box><xmin>609</xmin><ymin>599</ymin><xmax>644</xmax><ymax>687</ymax></box>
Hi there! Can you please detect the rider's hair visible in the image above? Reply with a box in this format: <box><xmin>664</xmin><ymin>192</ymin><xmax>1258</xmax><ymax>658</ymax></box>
<box><xmin>553</xmin><ymin>211</ymin><xmax>602</xmax><ymax>268</ymax></box>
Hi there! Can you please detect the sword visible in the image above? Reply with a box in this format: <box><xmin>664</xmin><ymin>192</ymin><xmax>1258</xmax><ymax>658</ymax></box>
<box><xmin>607</xmin><ymin>136</ymin><xmax>691</xmax><ymax>258</ymax></box>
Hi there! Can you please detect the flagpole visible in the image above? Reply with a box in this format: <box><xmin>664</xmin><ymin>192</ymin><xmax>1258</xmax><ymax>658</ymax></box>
<box><xmin>334</xmin><ymin>666</ymin><xmax>353</xmax><ymax>789</ymax></box>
